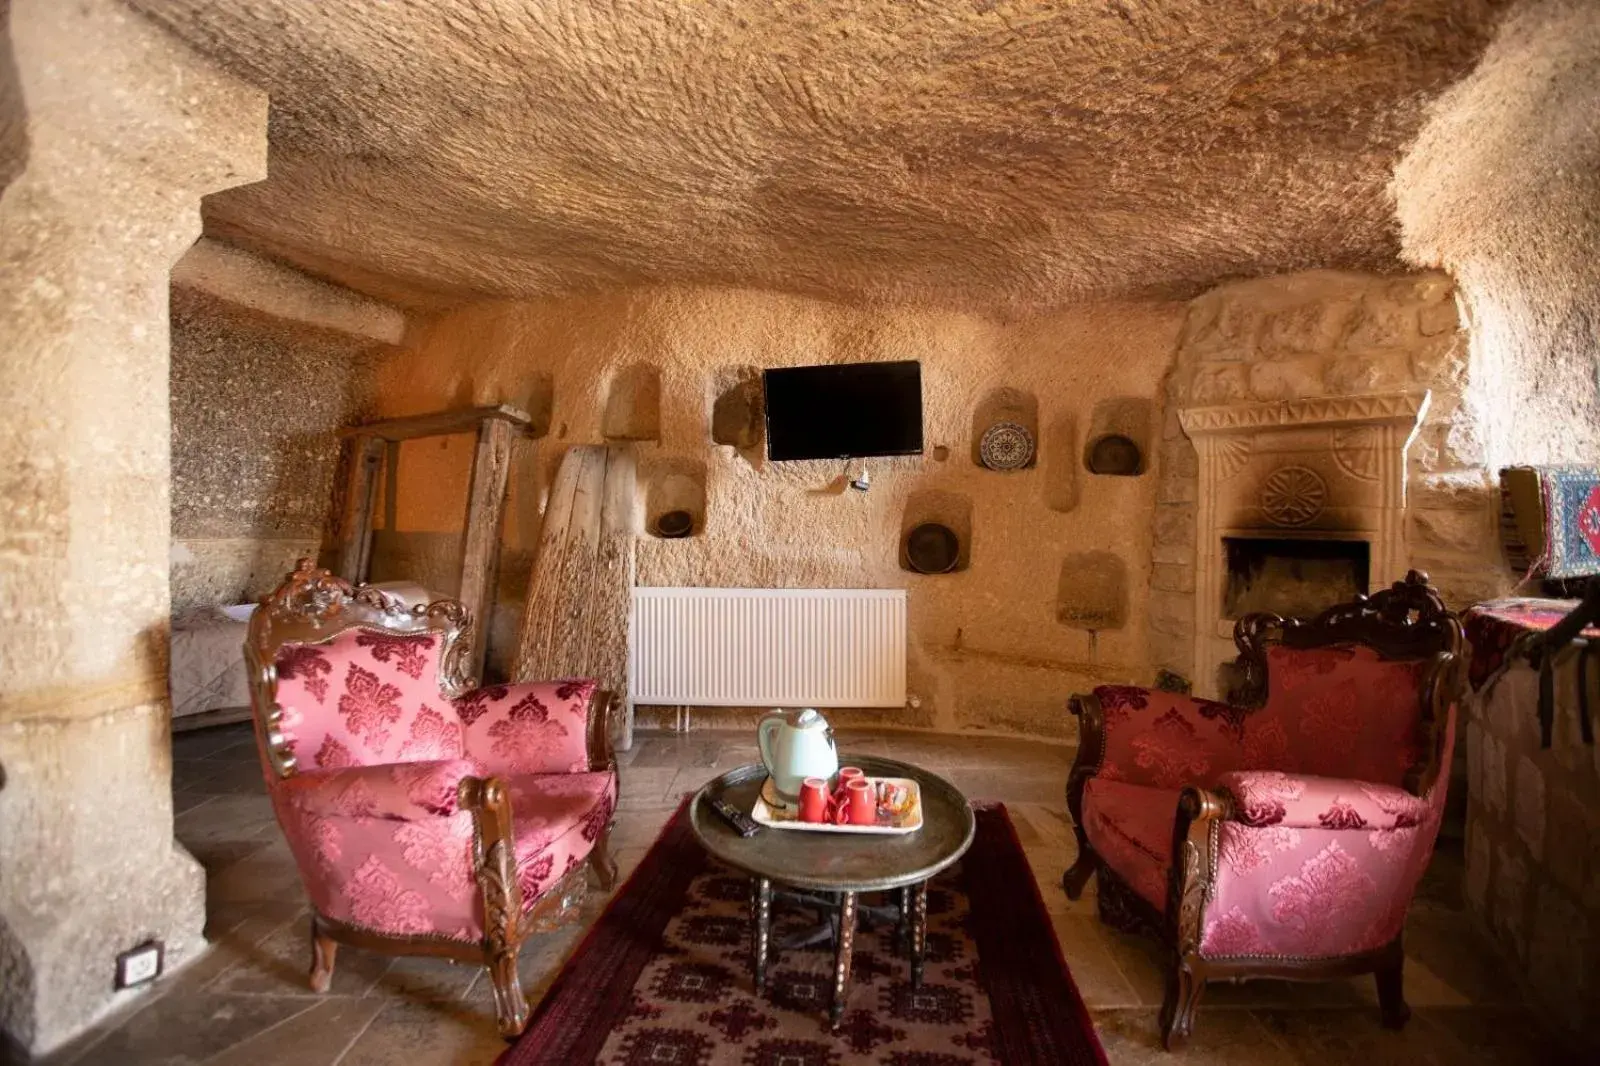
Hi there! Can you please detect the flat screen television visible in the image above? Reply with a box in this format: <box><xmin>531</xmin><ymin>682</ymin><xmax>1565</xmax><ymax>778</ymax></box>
<box><xmin>763</xmin><ymin>360</ymin><xmax>924</xmax><ymax>461</ymax></box>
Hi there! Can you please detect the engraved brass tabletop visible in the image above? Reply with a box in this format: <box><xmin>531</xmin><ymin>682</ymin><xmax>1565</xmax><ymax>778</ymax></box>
<box><xmin>689</xmin><ymin>757</ymin><xmax>975</xmax><ymax>1027</ymax></box>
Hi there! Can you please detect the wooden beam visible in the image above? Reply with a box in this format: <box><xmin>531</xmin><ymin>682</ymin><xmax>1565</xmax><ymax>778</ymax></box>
<box><xmin>338</xmin><ymin>435</ymin><xmax>386</xmax><ymax>583</ymax></box>
<box><xmin>337</xmin><ymin>404</ymin><xmax>532</xmax><ymax>443</ymax></box>
<box><xmin>512</xmin><ymin>445</ymin><xmax>637</xmax><ymax>748</ymax></box>
<box><xmin>517</xmin><ymin>446</ymin><xmax>599</xmax><ymax>676</ymax></box>
<box><xmin>458</xmin><ymin>417</ymin><xmax>517</xmax><ymax>684</ymax></box>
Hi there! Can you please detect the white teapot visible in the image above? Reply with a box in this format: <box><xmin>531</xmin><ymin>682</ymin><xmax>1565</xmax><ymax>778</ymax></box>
<box><xmin>757</xmin><ymin>708</ymin><xmax>839</xmax><ymax>808</ymax></box>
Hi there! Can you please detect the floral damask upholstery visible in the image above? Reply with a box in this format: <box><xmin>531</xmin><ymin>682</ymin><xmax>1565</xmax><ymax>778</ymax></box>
<box><xmin>1080</xmin><ymin>778</ymin><xmax>1180</xmax><ymax>912</ymax></box>
<box><xmin>1066</xmin><ymin>571</ymin><xmax>1462</xmax><ymax>1050</ymax></box>
<box><xmin>261</xmin><ymin>628</ymin><xmax>615</xmax><ymax>941</ymax></box>
<box><xmin>1082</xmin><ymin>654</ymin><xmax>1453</xmax><ymax>959</ymax></box>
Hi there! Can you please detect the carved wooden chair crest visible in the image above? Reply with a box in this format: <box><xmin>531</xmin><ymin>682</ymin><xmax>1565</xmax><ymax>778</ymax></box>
<box><xmin>244</xmin><ymin>559</ymin><xmax>622</xmax><ymax>1037</ymax></box>
<box><xmin>1062</xmin><ymin>570</ymin><xmax>1464</xmax><ymax>1049</ymax></box>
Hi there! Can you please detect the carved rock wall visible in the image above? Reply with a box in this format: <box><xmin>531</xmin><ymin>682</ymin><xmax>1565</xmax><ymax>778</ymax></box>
<box><xmin>1466</xmin><ymin>662</ymin><xmax>1600</xmax><ymax>1048</ymax></box>
<box><xmin>127</xmin><ymin>0</ymin><xmax>1500</xmax><ymax>314</ymax></box>
<box><xmin>362</xmin><ymin>286</ymin><xmax>1187</xmax><ymax>735</ymax></box>
<box><xmin>0</xmin><ymin>0</ymin><xmax>266</xmax><ymax>1055</ymax></box>
<box><xmin>168</xmin><ymin>287</ymin><xmax>384</xmax><ymax>612</ymax></box>
<box><xmin>1395</xmin><ymin>0</ymin><xmax>1600</xmax><ymax>471</ymax></box>
<box><xmin>1151</xmin><ymin>269</ymin><xmax>1509</xmax><ymax>687</ymax></box>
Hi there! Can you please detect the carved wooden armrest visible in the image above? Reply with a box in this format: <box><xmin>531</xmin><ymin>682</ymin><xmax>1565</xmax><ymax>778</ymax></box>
<box><xmin>457</xmin><ymin>776</ymin><xmax>521</xmax><ymax>948</ymax></box>
<box><xmin>585</xmin><ymin>688</ymin><xmax>624</xmax><ymax>774</ymax></box>
<box><xmin>1169</xmin><ymin>786</ymin><xmax>1233</xmax><ymax>958</ymax></box>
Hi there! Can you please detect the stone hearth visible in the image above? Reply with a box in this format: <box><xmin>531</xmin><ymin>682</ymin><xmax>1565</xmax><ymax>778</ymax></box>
<box><xmin>1179</xmin><ymin>392</ymin><xmax>1429</xmax><ymax>696</ymax></box>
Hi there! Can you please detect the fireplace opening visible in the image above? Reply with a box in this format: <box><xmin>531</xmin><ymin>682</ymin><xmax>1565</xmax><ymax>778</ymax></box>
<box><xmin>1222</xmin><ymin>537</ymin><xmax>1370</xmax><ymax>620</ymax></box>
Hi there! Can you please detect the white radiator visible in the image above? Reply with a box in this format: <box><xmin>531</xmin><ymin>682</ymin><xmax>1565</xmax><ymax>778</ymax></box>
<box><xmin>629</xmin><ymin>588</ymin><xmax>907</xmax><ymax>708</ymax></box>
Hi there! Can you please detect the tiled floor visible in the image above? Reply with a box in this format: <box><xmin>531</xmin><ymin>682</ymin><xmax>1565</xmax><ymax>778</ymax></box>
<box><xmin>48</xmin><ymin>725</ymin><xmax>1569</xmax><ymax>1065</ymax></box>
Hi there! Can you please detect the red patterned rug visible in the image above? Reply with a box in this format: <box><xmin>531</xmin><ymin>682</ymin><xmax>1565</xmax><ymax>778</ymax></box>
<box><xmin>501</xmin><ymin>802</ymin><xmax>1105</xmax><ymax>1066</ymax></box>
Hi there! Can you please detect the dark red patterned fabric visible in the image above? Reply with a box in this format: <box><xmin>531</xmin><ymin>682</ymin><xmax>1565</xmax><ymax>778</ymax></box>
<box><xmin>502</xmin><ymin>804</ymin><xmax>1106</xmax><ymax>1066</ymax></box>
<box><xmin>1463</xmin><ymin>598</ymin><xmax>1600</xmax><ymax>691</ymax></box>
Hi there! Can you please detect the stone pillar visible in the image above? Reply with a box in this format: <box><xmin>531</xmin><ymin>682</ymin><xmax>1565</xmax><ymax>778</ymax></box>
<box><xmin>0</xmin><ymin>0</ymin><xmax>265</xmax><ymax>1056</ymax></box>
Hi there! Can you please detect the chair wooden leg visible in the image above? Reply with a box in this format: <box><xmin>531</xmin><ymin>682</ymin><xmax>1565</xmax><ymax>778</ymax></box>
<box><xmin>1061</xmin><ymin>853</ymin><xmax>1097</xmax><ymax>899</ymax></box>
<box><xmin>1061</xmin><ymin>814</ymin><xmax>1099</xmax><ymax>900</ymax></box>
<box><xmin>308</xmin><ymin>916</ymin><xmax>338</xmax><ymax>994</ymax></box>
<box><xmin>1376</xmin><ymin>940</ymin><xmax>1410</xmax><ymax>1030</ymax></box>
<box><xmin>1159</xmin><ymin>956</ymin><xmax>1205</xmax><ymax>1051</ymax></box>
<box><xmin>589</xmin><ymin>823</ymin><xmax>619</xmax><ymax>892</ymax></box>
<box><xmin>487</xmin><ymin>944</ymin><xmax>530</xmax><ymax>1039</ymax></box>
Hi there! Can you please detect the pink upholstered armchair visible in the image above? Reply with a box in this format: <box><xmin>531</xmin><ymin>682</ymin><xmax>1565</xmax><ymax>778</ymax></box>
<box><xmin>1062</xmin><ymin>571</ymin><xmax>1464</xmax><ymax>1049</ymax></box>
<box><xmin>243</xmin><ymin>561</ymin><xmax>620</xmax><ymax>1037</ymax></box>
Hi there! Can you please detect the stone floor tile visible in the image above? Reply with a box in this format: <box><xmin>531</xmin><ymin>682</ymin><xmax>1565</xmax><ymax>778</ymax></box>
<box><xmin>616</xmin><ymin>766</ymin><xmax>683</xmax><ymax>805</ymax></box>
<box><xmin>1410</xmin><ymin>1005</ymin><xmax>1585</xmax><ymax>1066</ymax></box>
<box><xmin>175</xmin><ymin>793</ymin><xmax>276</xmax><ymax>844</ymax></box>
<box><xmin>173</xmin><ymin>726</ymin><xmax>255</xmax><ymax>760</ymax></box>
<box><xmin>1012</xmin><ymin>801</ymin><xmax>1077</xmax><ymax>847</ymax></box>
<box><xmin>207</xmin><ymin>996</ymin><xmax>386</xmax><ymax>1066</ymax></box>
<box><xmin>1253</xmin><ymin>1007</ymin><xmax>1470</xmax><ymax>1066</ymax></box>
<box><xmin>205</xmin><ymin>839</ymin><xmax>306</xmax><ymax>904</ymax></box>
<box><xmin>1403</xmin><ymin>908</ymin><xmax>1523</xmax><ymax>1007</ymax></box>
<box><xmin>625</xmin><ymin>736</ymin><xmax>723</xmax><ymax>769</ymax></box>
<box><xmin>830</xmin><ymin>731</ymin><xmax>897</xmax><ymax>758</ymax></box>
<box><xmin>612</xmin><ymin>845</ymin><xmax>650</xmax><ymax>884</ymax></box>
<box><xmin>187</xmin><ymin>836</ymin><xmax>281</xmax><ymax>877</ymax></box>
<box><xmin>205</xmin><ymin>913</ymin><xmax>393</xmax><ymax>999</ymax></box>
<box><xmin>1090</xmin><ymin>1008</ymin><xmax>1299</xmax><ymax>1065</ymax></box>
<box><xmin>364</xmin><ymin>956</ymin><xmax>481</xmax><ymax>1005</ymax></box>
<box><xmin>186</xmin><ymin>760</ymin><xmax>270</xmax><ymax>796</ymax></box>
<box><xmin>1049</xmin><ymin>915</ymin><xmax>1144</xmax><ymax>1009</ymax></box>
<box><xmin>941</xmin><ymin>769</ymin><xmax>1067</xmax><ymax>804</ymax></box>
<box><xmin>334</xmin><ymin>998</ymin><xmax>505</xmax><ymax>1066</ymax></box>
<box><xmin>665</xmin><ymin>765</ymin><xmax>728</xmax><ymax>800</ymax></box>
<box><xmin>161</xmin><ymin>903</ymin><xmax>317</xmax><ymax>999</ymax></box>
<box><xmin>173</xmin><ymin>790</ymin><xmax>219</xmax><ymax>817</ymax></box>
<box><xmin>62</xmin><ymin>992</ymin><xmax>315</xmax><ymax>1066</ymax></box>
<box><xmin>515</xmin><ymin>924</ymin><xmax>588</xmax><ymax>1005</ymax></box>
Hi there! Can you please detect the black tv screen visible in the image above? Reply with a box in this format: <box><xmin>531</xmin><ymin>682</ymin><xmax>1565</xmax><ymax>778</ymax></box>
<box><xmin>764</xmin><ymin>361</ymin><xmax>924</xmax><ymax>461</ymax></box>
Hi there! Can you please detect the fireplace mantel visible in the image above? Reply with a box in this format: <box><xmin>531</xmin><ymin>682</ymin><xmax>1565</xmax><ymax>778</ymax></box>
<box><xmin>1178</xmin><ymin>390</ymin><xmax>1431</xmax><ymax>696</ymax></box>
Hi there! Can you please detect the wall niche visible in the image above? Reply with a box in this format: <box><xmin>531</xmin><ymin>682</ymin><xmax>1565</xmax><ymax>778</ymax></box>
<box><xmin>971</xmin><ymin>386</ymin><xmax>1039</xmax><ymax>469</ymax></box>
<box><xmin>602</xmin><ymin>363</ymin><xmax>661</xmax><ymax>442</ymax></box>
<box><xmin>710</xmin><ymin>365</ymin><xmax>764</xmax><ymax>452</ymax></box>
<box><xmin>644</xmin><ymin>457</ymin><xmax>706</xmax><ymax>538</ymax></box>
<box><xmin>523</xmin><ymin>372</ymin><xmax>555</xmax><ymax>438</ymax></box>
<box><xmin>1043</xmin><ymin>411</ymin><xmax>1079</xmax><ymax>512</ymax></box>
<box><xmin>1084</xmin><ymin>397</ymin><xmax>1153</xmax><ymax>476</ymax></box>
<box><xmin>1057</xmin><ymin>551</ymin><xmax>1127</xmax><ymax>629</ymax></box>
<box><xmin>899</xmin><ymin>489</ymin><xmax>973</xmax><ymax>573</ymax></box>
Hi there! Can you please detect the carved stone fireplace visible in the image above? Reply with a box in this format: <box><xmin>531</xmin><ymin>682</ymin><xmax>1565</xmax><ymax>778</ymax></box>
<box><xmin>1179</xmin><ymin>392</ymin><xmax>1431</xmax><ymax>696</ymax></box>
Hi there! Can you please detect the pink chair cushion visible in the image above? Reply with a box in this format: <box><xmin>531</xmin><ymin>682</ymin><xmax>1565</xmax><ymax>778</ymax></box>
<box><xmin>1263</xmin><ymin>645</ymin><xmax>1430</xmax><ymax>786</ymax></box>
<box><xmin>506</xmin><ymin>772</ymin><xmax>618</xmax><ymax>901</ymax></box>
<box><xmin>1198</xmin><ymin>709</ymin><xmax>1456</xmax><ymax>960</ymax></box>
<box><xmin>276</xmin><ymin>759</ymin><xmax>478</xmax><ymax>820</ymax></box>
<box><xmin>457</xmin><ymin>678</ymin><xmax>598</xmax><ymax>776</ymax></box>
<box><xmin>274</xmin><ymin>765</ymin><xmax>617</xmax><ymax>942</ymax></box>
<box><xmin>1217</xmin><ymin>770</ymin><xmax>1432</xmax><ymax>830</ymax></box>
<box><xmin>274</xmin><ymin>629</ymin><xmax>459</xmax><ymax>770</ymax></box>
<box><xmin>1081</xmin><ymin>778</ymin><xmax>1181</xmax><ymax>913</ymax></box>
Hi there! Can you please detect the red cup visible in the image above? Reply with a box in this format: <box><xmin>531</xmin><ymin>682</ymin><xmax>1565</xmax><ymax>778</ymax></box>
<box><xmin>798</xmin><ymin>777</ymin><xmax>830</xmax><ymax>823</ymax></box>
<box><xmin>845</xmin><ymin>777</ymin><xmax>877</xmax><ymax>826</ymax></box>
<box><xmin>836</xmin><ymin>766</ymin><xmax>865</xmax><ymax>794</ymax></box>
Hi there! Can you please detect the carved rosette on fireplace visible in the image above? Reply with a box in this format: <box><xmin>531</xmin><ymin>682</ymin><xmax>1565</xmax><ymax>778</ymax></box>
<box><xmin>1178</xmin><ymin>392</ymin><xmax>1430</xmax><ymax>697</ymax></box>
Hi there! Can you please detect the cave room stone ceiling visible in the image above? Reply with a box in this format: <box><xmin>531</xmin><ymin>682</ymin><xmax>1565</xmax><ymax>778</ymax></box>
<box><xmin>131</xmin><ymin>0</ymin><xmax>1506</xmax><ymax>314</ymax></box>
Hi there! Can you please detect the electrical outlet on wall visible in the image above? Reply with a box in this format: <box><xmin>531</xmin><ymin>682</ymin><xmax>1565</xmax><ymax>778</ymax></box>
<box><xmin>114</xmin><ymin>941</ymin><xmax>164</xmax><ymax>990</ymax></box>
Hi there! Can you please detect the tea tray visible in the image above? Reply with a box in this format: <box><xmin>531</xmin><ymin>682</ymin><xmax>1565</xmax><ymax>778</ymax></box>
<box><xmin>750</xmin><ymin>776</ymin><xmax>923</xmax><ymax>835</ymax></box>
